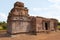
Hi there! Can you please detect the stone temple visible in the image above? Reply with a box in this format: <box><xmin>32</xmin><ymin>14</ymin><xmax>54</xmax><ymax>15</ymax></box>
<box><xmin>7</xmin><ymin>2</ymin><xmax>58</xmax><ymax>35</ymax></box>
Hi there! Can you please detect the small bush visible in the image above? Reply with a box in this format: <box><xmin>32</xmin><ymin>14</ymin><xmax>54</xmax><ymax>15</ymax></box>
<box><xmin>57</xmin><ymin>25</ymin><xmax>60</xmax><ymax>30</ymax></box>
<box><xmin>0</xmin><ymin>26</ymin><xmax>4</xmax><ymax>30</ymax></box>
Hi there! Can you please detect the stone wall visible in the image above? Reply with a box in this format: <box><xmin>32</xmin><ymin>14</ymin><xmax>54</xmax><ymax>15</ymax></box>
<box><xmin>35</xmin><ymin>17</ymin><xmax>43</xmax><ymax>32</ymax></box>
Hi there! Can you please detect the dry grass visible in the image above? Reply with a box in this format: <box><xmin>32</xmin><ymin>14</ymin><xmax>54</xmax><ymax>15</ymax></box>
<box><xmin>0</xmin><ymin>30</ymin><xmax>60</xmax><ymax>40</ymax></box>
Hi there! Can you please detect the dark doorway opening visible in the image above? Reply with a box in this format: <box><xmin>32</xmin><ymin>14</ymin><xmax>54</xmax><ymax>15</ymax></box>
<box><xmin>31</xmin><ymin>31</ymin><xmax>36</xmax><ymax>35</ymax></box>
<box><xmin>45</xmin><ymin>22</ymin><xmax>48</xmax><ymax>30</ymax></box>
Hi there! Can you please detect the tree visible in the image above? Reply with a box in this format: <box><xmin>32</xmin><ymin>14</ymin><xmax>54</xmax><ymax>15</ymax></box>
<box><xmin>0</xmin><ymin>21</ymin><xmax>7</xmax><ymax>30</ymax></box>
<box><xmin>58</xmin><ymin>22</ymin><xmax>60</xmax><ymax>25</ymax></box>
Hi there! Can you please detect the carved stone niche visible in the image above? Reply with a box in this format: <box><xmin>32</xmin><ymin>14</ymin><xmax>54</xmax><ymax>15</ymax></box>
<box><xmin>14</xmin><ymin>1</ymin><xmax>24</xmax><ymax>7</ymax></box>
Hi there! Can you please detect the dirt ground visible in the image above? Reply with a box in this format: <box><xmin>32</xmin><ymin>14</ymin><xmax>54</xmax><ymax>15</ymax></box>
<box><xmin>0</xmin><ymin>31</ymin><xmax>60</xmax><ymax>40</ymax></box>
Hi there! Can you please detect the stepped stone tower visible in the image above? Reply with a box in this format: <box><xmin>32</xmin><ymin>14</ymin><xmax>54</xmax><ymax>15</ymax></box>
<box><xmin>7</xmin><ymin>2</ymin><xmax>31</xmax><ymax>34</ymax></box>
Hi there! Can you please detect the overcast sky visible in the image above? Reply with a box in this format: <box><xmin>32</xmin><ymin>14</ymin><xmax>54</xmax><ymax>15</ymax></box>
<box><xmin>0</xmin><ymin>0</ymin><xmax>60</xmax><ymax>22</ymax></box>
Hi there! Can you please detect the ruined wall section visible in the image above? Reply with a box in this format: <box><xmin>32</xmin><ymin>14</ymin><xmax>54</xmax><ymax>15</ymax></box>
<box><xmin>50</xmin><ymin>19</ymin><xmax>58</xmax><ymax>31</ymax></box>
<box><xmin>35</xmin><ymin>16</ymin><xmax>43</xmax><ymax>32</ymax></box>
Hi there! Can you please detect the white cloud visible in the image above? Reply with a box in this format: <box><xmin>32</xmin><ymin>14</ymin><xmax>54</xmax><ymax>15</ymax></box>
<box><xmin>50</xmin><ymin>4</ymin><xmax>60</xmax><ymax>8</ymax></box>
<box><xmin>48</xmin><ymin>0</ymin><xmax>60</xmax><ymax>3</ymax></box>
<box><xmin>32</xmin><ymin>0</ymin><xmax>60</xmax><ymax>21</ymax></box>
<box><xmin>0</xmin><ymin>13</ymin><xmax>6</xmax><ymax>18</ymax></box>
<box><xmin>32</xmin><ymin>8</ymin><xmax>48</xmax><ymax>11</ymax></box>
<box><xmin>0</xmin><ymin>13</ymin><xmax>7</xmax><ymax>21</ymax></box>
<box><xmin>48</xmin><ymin>0</ymin><xmax>60</xmax><ymax>9</ymax></box>
<box><xmin>48</xmin><ymin>0</ymin><xmax>60</xmax><ymax>22</ymax></box>
<box><xmin>31</xmin><ymin>6</ymin><xmax>60</xmax><ymax>22</ymax></box>
<box><xmin>16</xmin><ymin>0</ymin><xmax>20</xmax><ymax>1</ymax></box>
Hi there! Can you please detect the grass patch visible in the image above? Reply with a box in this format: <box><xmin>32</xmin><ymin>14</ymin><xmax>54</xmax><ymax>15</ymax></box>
<box><xmin>57</xmin><ymin>25</ymin><xmax>60</xmax><ymax>30</ymax></box>
<box><xmin>0</xmin><ymin>26</ymin><xmax>4</xmax><ymax>30</ymax></box>
<box><xmin>0</xmin><ymin>26</ymin><xmax>7</xmax><ymax>30</ymax></box>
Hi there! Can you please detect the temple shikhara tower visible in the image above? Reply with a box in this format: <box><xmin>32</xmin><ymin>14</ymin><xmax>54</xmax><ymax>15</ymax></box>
<box><xmin>7</xmin><ymin>2</ymin><xmax>58</xmax><ymax>35</ymax></box>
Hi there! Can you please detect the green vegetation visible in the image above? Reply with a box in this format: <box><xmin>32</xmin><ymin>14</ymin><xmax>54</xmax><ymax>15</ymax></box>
<box><xmin>57</xmin><ymin>22</ymin><xmax>60</xmax><ymax>30</ymax></box>
<box><xmin>58</xmin><ymin>22</ymin><xmax>60</xmax><ymax>25</ymax></box>
<box><xmin>57</xmin><ymin>25</ymin><xmax>60</xmax><ymax>29</ymax></box>
<box><xmin>0</xmin><ymin>21</ymin><xmax>7</xmax><ymax>30</ymax></box>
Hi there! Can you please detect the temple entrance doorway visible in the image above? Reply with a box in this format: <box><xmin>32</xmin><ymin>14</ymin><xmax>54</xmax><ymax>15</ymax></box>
<box><xmin>45</xmin><ymin>22</ymin><xmax>48</xmax><ymax>30</ymax></box>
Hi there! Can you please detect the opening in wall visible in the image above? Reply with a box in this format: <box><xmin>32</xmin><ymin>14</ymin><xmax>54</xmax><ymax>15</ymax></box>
<box><xmin>45</xmin><ymin>22</ymin><xmax>48</xmax><ymax>30</ymax></box>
